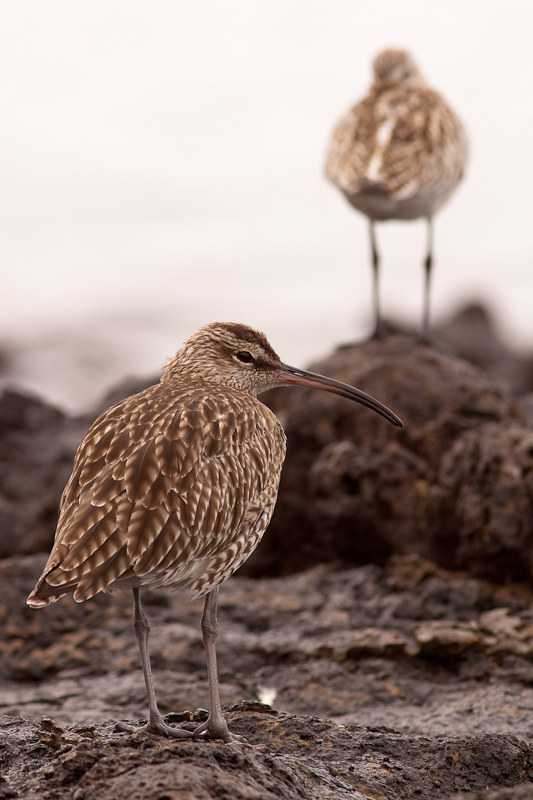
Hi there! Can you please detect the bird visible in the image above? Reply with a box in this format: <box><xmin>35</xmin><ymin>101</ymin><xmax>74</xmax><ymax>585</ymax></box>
<box><xmin>27</xmin><ymin>322</ymin><xmax>402</xmax><ymax>743</ymax></box>
<box><xmin>325</xmin><ymin>48</ymin><xmax>468</xmax><ymax>342</ymax></box>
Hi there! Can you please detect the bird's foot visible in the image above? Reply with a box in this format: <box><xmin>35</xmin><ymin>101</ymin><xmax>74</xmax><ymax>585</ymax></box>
<box><xmin>192</xmin><ymin>716</ymin><xmax>265</xmax><ymax>750</ymax></box>
<box><xmin>116</xmin><ymin>716</ymin><xmax>193</xmax><ymax>739</ymax></box>
<box><xmin>370</xmin><ymin>322</ymin><xmax>388</xmax><ymax>340</ymax></box>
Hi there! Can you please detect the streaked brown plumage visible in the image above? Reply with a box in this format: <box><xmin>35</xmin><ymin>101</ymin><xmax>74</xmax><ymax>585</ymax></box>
<box><xmin>325</xmin><ymin>48</ymin><xmax>468</xmax><ymax>341</ymax></box>
<box><xmin>27</xmin><ymin>322</ymin><xmax>402</xmax><ymax>743</ymax></box>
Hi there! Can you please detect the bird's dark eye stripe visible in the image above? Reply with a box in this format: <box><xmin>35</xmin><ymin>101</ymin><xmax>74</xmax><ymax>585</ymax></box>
<box><xmin>236</xmin><ymin>351</ymin><xmax>254</xmax><ymax>364</ymax></box>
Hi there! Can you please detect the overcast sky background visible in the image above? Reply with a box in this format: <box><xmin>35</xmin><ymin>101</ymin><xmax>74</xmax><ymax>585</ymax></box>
<box><xmin>1</xmin><ymin>1</ymin><xmax>531</xmax><ymax>410</ymax></box>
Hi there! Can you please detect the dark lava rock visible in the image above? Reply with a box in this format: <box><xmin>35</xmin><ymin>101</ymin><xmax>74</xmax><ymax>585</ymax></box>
<box><xmin>387</xmin><ymin>301</ymin><xmax>533</xmax><ymax>396</ymax></box>
<box><xmin>0</xmin><ymin>390</ymin><xmax>80</xmax><ymax>557</ymax></box>
<box><xmin>4</xmin><ymin>552</ymin><xmax>533</xmax><ymax>740</ymax></box>
<box><xmin>3</xmin><ymin>548</ymin><xmax>533</xmax><ymax>798</ymax></box>
<box><xmin>248</xmin><ymin>335</ymin><xmax>527</xmax><ymax>583</ymax></box>
<box><xmin>433</xmin><ymin>301</ymin><xmax>533</xmax><ymax>395</ymax></box>
<box><xmin>1</xmin><ymin>710</ymin><xmax>533</xmax><ymax>800</ymax></box>
<box><xmin>454</xmin><ymin>787</ymin><xmax>533</xmax><ymax>799</ymax></box>
<box><xmin>433</xmin><ymin>422</ymin><xmax>533</xmax><ymax>581</ymax></box>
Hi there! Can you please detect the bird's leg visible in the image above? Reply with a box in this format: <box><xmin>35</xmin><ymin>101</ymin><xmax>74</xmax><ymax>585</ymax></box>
<box><xmin>117</xmin><ymin>588</ymin><xmax>191</xmax><ymax>738</ymax></box>
<box><xmin>369</xmin><ymin>220</ymin><xmax>385</xmax><ymax>339</ymax></box>
<box><xmin>193</xmin><ymin>587</ymin><xmax>247</xmax><ymax>744</ymax></box>
<box><xmin>420</xmin><ymin>217</ymin><xmax>433</xmax><ymax>344</ymax></box>
<box><xmin>193</xmin><ymin>587</ymin><xmax>230</xmax><ymax>741</ymax></box>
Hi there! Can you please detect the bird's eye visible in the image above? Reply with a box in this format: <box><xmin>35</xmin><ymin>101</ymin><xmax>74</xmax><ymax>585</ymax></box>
<box><xmin>236</xmin><ymin>351</ymin><xmax>254</xmax><ymax>364</ymax></box>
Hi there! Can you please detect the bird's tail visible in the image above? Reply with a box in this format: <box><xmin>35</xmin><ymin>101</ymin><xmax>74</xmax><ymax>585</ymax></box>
<box><xmin>27</xmin><ymin>576</ymin><xmax>77</xmax><ymax>607</ymax></box>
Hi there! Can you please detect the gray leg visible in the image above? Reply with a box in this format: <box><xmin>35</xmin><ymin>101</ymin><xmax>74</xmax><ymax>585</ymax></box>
<box><xmin>421</xmin><ymin>218</ymin><xmax>433</xmax><ymax>343</ymax></box>
<box><xmin>369</xmin><ymin>220</ymin><xmax>384</xmax><ymax>338</ymax></box>
<box><xmin>117</xmin><ymin>588</ymin><xmax>191</xmax><ymax>738</ymax></box>
<box><xmin>193</xmin><ymin>587</ymin><xmax>250</xmax><ymax>744</ymax></box>
<box><xmin>193</xmin><ymin>587</ymin><xmax>232</xmax><ymax>741</ymax></box>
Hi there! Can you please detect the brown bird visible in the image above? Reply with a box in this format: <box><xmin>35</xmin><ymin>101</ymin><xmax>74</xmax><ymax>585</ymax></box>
<box><xmin>325</xmin><ymin>48</ymin><xmax>468</xmax><ymax>341</ymax></box>
<box><xmin>27</xmin><ymin>322</ymin><xmax>402</xmax><ymax>743</ymax></box>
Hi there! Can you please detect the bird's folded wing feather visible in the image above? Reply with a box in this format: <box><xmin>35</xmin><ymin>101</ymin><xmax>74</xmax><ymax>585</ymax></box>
<box><xmin>326</xmin><ymin>86</ymin><xmax>467</xmax><ymax>199</ymax></box>
<box><xmin>31</xmin><ymin>381</ymin><xmax>286</xmax><ymax>602</ymax></box>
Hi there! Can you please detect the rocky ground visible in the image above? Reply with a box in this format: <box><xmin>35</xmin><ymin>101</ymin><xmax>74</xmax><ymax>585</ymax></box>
<box><xmin>2</xmin><ymin>309</ymin><xmax>533</xmax><ymax>798</ymax></box>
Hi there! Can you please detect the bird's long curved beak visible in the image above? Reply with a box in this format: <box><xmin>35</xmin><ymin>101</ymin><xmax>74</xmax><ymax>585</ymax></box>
<box><xmin>277</xmin><ymin>363</ymin><xmax>403</xmax><ymax>427</ymax></box>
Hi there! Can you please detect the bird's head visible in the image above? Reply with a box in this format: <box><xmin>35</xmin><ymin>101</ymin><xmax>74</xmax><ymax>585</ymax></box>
<box><xmin>163</xmin><ymin>322</ymin><xmax>284</xmax><ymax>396</ymax></box>
<box><xmin>372</xmin><ymin>48</ymin><xmax>422</xmax><ymax>86</ymax></box>
<box><xmin>164</xmin><ymin>322</ymin><xmax>402</xmax><ymax>427</ymax></box>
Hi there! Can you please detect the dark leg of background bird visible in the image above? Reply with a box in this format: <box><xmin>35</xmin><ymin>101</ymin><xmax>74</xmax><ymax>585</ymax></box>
<box><xmin>369</xmin><ymin>220</ymin><xmax>385</xmax><ymax>339</ymax></box>
<box><xmin>118</xmin><ymin>588</ymin><xmax>191</xmax><ymax>738</ymax></box>
<box><xmin>420</xmin><ymin>218</ymin><xmax>434</xmax><ymax>343</ymax></box>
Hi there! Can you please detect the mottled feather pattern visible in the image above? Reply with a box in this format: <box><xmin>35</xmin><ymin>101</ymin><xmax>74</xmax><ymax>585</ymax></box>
<box><xmin>26</xmin><ymin>322</ymin><xmax>402</xmax><ymax>744</ymax></box>
<box><xmin>33</xmin><ymin>377</ymin><xmax>286</xmax><ymax>603</ymax></box>
<box><xmin>325</xmin><ymin>49</ymin><xmax>468</xmax><ymax>221</ymax></box>
<box><xmin>28</xmin><ymin>321</ymin><xmax>401</xmax><ymax>612</ymax></box>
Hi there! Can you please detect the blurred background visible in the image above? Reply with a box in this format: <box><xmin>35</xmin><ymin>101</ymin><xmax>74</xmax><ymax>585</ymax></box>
<box><xmin>0</xmin><ymin>0</ymin><xmax>531</xmax><ymax>412</ymax></box>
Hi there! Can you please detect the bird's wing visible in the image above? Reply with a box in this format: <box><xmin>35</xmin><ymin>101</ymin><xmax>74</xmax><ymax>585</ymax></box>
<box><xmin>325</xmin><ymin>93</ymin><xmax>381</xmax><ymax>192</ymax></box>
<box><xmin>325</xmin><ymin>86</ymin><xmax>468</xmax><ymax>200</ymax></box>
<box><xmin>29</xmin><ymin>382</ymin><xmax>286</xmax><ymax>604</ymax></box>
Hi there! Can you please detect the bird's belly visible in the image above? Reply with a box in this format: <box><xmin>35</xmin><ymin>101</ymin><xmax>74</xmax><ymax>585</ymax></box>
<box><xmin>342</xmin><ymin>185</ymin><xmax>453</xmax><ymax>221</ymax></box>
<box><xmin>105</xmin><ymin>521</ymin><xmax>269</xmax><ymax>600</ymax></box>
<box><xmin>104</xmin><ymin>559</ymin><xmax>200</xmax><ymax>595</ymax></box>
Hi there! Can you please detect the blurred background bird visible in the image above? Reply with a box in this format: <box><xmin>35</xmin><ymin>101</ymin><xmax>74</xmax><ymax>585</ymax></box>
<box><xmin>325</xmin><ymin>48</ymin><xmax>468</xmax><ymax>341</ymax></box>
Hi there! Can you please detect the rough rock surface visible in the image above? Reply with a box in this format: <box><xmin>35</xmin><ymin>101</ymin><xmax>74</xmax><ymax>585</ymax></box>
<box><xmin>252</xmin><ymin>335</ymin><xmax>528</xmax><ymax>582</ymax></box>
<box><xmin>0</xmin><ymin>390</ymin><xmax>80</xmax><ymax>558</ymax></box>
<box><xmin>3</xmin><ymin>552</ymin><xmax>533</xmax><ymax>735</ymax></box>
<box><xmin>1</xmin><ymin>553</ymin><xmax>533</xmax><ymax>797</ymax></box>
<box><xmin>2</xmin><ymin>327</ymin><xmax>533</xmax><ymax>797</ymax></box>
<box><xmin>2</xmin><ymin>712</ymin><xmax>533</xmax><ymax>800</ymax></box>
<box><xmin>433</xmin><ymin>302</ymin><xmax>533</xmax><ymax>396</ymax></box>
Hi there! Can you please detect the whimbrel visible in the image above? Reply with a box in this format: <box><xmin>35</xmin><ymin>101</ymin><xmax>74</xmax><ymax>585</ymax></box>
<box><xmin>325</xmin><ymin>48</ymin><xmax>468</xmax><ymax>341</ymax></box>
<box><xmin>27</xmin><ymin>322</ymin><xmax>402</xmax><ymax>743</ymax></box>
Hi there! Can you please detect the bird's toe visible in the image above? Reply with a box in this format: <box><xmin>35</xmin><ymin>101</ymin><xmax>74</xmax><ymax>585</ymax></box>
<box><xmin>116</xmin><ymin>719</ymin><xmax>193</xmax><ymax>739</ymax></box>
